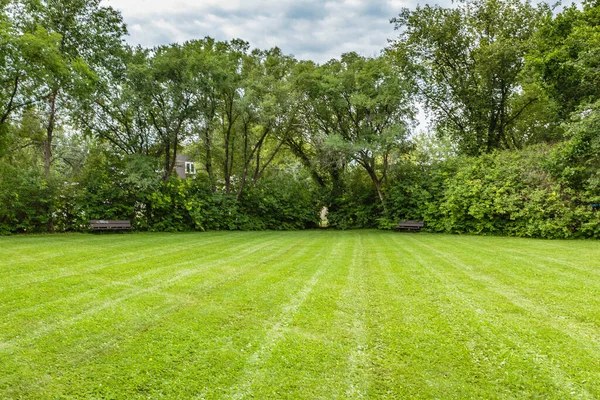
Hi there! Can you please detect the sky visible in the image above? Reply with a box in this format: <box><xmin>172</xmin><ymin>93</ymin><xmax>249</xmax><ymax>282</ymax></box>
<box><xmin>104</xmin><ymin>0</ymin><xmax>452</xmax><ymax>64</ymax></box>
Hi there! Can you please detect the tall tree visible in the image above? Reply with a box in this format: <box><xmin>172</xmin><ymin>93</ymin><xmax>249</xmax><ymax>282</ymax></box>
<box><xmin>79</xmin><ymin>62</ymin><xmax>155</xmax><ymax>157</ymax></box>
<box><xmin>127</xmin><ymin>43</ymin><xmax>206</xmax><ymax>181</ymax></box>
<box><xmin>15</xmin><ymin>0</ymin><xmax>127</xmax><ymax>177</ymax></box>
<box><xmin>185</xmin><ymin>38</ymin><xmax>221</xmax><ymax>191</ymax></box>
<box><xmin>233</xmin><ymin>47</ymin><xmax>300</xmax><ymax>200</ymax></box>
<box><xmin>390</xmin><ymin>0</ymin><xmax>551</xmax><ymax>155</ymax></box>
<box><xmin>210</xmin><ymin>39</ymin><xmax>248</xmax><ymax>195</ymax></box>
<box><xmin>288</xmin><ymin>60</ymin><xmax>345</xmax><ymax>196</ymax></box>
<box><xmin>72</xmin><ymin>40</ymin><xmax>155</xmax><ymax>158</ymax></box>
<box><xmin>0</xmin><ymin>3</ymin><xmax>65</xmax><ymax>154</ymax></box>
<box><xmin>8</xmin><ymin>0</ymin><xmax>127</xmax><ymax>231</ymax></box>
<box><xmin>193</xmin><ymin>39</ymin><xmax>297</xmax><ymax>196</ymax></box>
<box><xmin>292</xmin><ymin>53</ymin><xmax>414</xmax><ymax>209</ymax></box>
<box><xmin>529</xmin><ymin>0</ymin><xmax>600</xmax><ymax>119</ymax></box>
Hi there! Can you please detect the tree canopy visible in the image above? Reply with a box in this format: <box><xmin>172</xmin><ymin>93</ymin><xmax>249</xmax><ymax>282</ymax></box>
<box><xmin>390</xmin><ymin>0</ymin><xmax>552</xmax><ymax>154</ymax></box>
<box><xmin>1</xmin><ymin>0</ymin><xmax>600</xmax><ymax>238</ymax></box>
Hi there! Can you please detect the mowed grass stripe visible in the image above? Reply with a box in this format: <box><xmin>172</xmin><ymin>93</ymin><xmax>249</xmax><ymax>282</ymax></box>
<box><xmin>421</xmin><ymin>234</ymin><xmax>600</xmax><ymax>353</ymax></box>
<box><xmin>1</xmin><ymin>231</ymin><xmax>276</xmax><ymax>304</ymax></box>
<box><xmin>399</xmin><ymin>235</ymin><xmax>578</xmax><ymax>395</ymax></box>
<box><xmin>430</xmin><ymin>235</ymin><xmax>600</xmax><ymax>397</ymax></box>
<box><xmin>384</xmin><ymin>233</ymin><xmax>546</xmax><ymax>397</ymax></box>
<box><xmin>428</xmin><ymin>236</ymin><xmax>600</xmax><ymax>341</ymax></box>
<box><xmin>341</xmin><ymin>232</ymin><xmax>370</xmax><ymax>399</ymax></box>
<box><xmin>228</xmin><ymin>232</ymin><xmax>365</xmax><ymax>399</ymax></box>
<box><xmin>0</xmin><ymin>231</ymin><xmax>260</xmax><ymax>288</ymax></box>
<box><xmin>0</xmin><ymin>232</ymin><xmax>329</xmax><ymax>398</ymax></box>
<box><xmin>439</xmin><ymin>234</ymin><xmax>600</xmax><ymax>286</ymax></box>
<box><xmin>364</xmin><ymin>232</ymin><xmax>481</xmax><ymax>398</ymax></box>
<box><xmin>54</xmin><ymin>231</ymin><xmax>331</xmax><ymax>399</ymax></box>
<box><xmin>397</xmin><ymin>234</ymin><xmax>599</xmax><ymax>398</ymax></box>
<box><xmin>0</xmin><ymin>232</ymin><xmax>278</xmax><ymax>329</ymax></box>
<box><xmin>0</xmin><ymin>232</ymin><xmax>191</xmax><ymax>270</ymax></box>
<box><xmin>0</xmin><ymin>232</ymin><xmax>288</xmax><ymax>348</ymax></box>
<box><xmin>0</xmin><ymin>231</ymin><xmax>599</xmax><ymax>399</ymax></box>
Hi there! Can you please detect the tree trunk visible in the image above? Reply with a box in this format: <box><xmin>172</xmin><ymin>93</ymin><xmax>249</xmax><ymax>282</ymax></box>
<box><xmin>170</xmin><ymin>134</ymin><xmax>178</xmax><ymax>177</ymax></box>
<box><xmin>330</xmin><ymin>167</ymin><xmax>344</xmax><ymax>199</ymax></box>
<box><xmin>163</xmin><ymin>137</ymin><xmax>171</xmax><ymax>182</ymax></box>
<box><xmin>44</xmin><ymin>89</ymin><xmax>59</xmax><ymax>233</ymax></box>
<box><xmin>224</xmin><ymin>133</ymin><xmax>231</xmax><ymax>194</ymax></box>
<box><xmin>369</xmin><ymin>171</ymin><xmax>386</xmax><ymax>209</ymax></box>
<box><xmin>203</xmin><ymin>128</ymin><xmax>215</xmax><ymax>191</ymax></box>
<box><xmin>223</xmin><ymin>114</ymin><xmax>233</xmax><ymax>195</ymax></box>
<box><xmin>362</xmin><ymin>160</ymin><xmax>388</xmax><ymax>214</ymax></box>
<box><xmin>44</xmin><ymin>90</ymin><xmax>58</xmax><ymax>178</ymax></box>
<box><xmin>285</xmin><ymin>138</ymin><xmax>326</xmax><ymax>188</ymax></box>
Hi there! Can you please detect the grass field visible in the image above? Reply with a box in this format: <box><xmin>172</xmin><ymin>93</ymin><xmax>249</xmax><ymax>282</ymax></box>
<box><xmin>1</xmin><ymin>230</ymin><xmax>600</xmax><ymax>399</ymax></box>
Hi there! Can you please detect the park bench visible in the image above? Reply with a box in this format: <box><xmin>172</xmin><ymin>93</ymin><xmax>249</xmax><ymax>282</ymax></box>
<box><xmin>396</xmin><ymin>220</ymin><xmax>425</xmax><ymax>232</ymax></box>
<box><xmin>89</xmin><ymin>220</ymin><xmax>131</xmax><ymax>231</ymax></box>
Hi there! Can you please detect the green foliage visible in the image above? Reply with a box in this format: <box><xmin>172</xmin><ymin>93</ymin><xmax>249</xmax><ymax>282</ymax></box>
<box><xmin>0</xmin><ymin>161</ymin><xmax>51</xmax><ymax>234</ymax></box>
<box><xmin>239</xmin><ymin>172</ymin><xmax>320</xmax><ymax>230</ymax></box>
<box><xmin>292</xmin><ymin>53</ymin><xmax>414</xmax><ymax>208</ymax></box>
<box><xmin>146</xmin><ymin>171</ymin><xmax>321</xmax><ymax>232</ymax></box>
<box><xmin>391</xmin><ymin>0</ymin><xmax>554</xmax><ymax>154</ymax></box>
<box><xmin>549</xmin><ymin>101</ymin><xmax>600</xmax><ymax>191</ymax></box>
<box><xmin>419</xmin><ymin>145</ymin><xmax>600</xmax><ymax>239</ymax></box>
<box><xmin>529</xmin><ymin>1</ymin><xmax>600</xmax><ymax>119</ymax></box>
<box><xmin>73</xmin><ymin>150</ymin><xmax>156</xmax><ymax>228</ymax></box>
<box><xmin>126</xmin><ymin>43</ymin><xmax>206</xmax><ymax>180</ymax></box>
<box><xmin>0</xmin><ymin>11</ymin><xmax>65</xmax><ymax>146</ymax></box>
<box><xmin>327</xmin><ymin>168</ymin><xmax>382</xmax><ymax>229</ymax></box>
<box><xmin>146</xmin><ymin>177</ymin><xmax>198</xmax><ymax>232</ymax></box>
<box><xmin>383</xmin><ymin>158</ymin><xmax>452</xmax><ymax>228</ymax></box>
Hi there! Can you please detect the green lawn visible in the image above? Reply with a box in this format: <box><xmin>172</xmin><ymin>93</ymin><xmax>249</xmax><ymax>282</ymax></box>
<box><xmin>1</xmin><ymin>231</ymin><xmax>600</xmax><ymax>399</ymax></box>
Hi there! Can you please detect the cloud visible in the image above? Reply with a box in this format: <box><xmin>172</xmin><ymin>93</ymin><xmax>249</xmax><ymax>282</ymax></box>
<box><xmin>104</xmin><ymin>0</ymin><xmax>417</xmax><ymax>63</ymax></box>
<box><xmin>284</xmin><ymin>1</ymin><xmax>328</xmax><ymax>21</ymax></box>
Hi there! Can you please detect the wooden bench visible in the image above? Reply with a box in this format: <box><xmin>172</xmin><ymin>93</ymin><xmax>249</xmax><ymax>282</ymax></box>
<box><xmin>89</xmin><ymin>220</ymin><xmax>131</xmax><ymax>231</ymax></box>
<box><xmin>396</xmin><ymin>220</ymin><xmax>424</xmax><ymax>232</ymax></box>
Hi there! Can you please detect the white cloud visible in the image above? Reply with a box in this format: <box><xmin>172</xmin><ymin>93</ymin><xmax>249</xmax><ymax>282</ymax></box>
<box><xmin>103</xmin><ymin>0</ymin><xmax>420</xmax><ymax>63</ymax></box>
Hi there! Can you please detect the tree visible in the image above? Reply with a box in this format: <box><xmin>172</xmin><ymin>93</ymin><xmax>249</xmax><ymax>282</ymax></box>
<box><xmin>0</xmin><ymin>3</ymin><xmax>65</xmax><ymax>154</ymax></box>
<box><xmin>4</xmin><ymin>0</ymin><xmax>127</xmax><ymax>231</ymax></box>
<box><xmin>14</xmin><ymin>0</ymin><xmax>127</xmax><ymax>177</ymax></box>
<box><xmin>126</xmin><ymin>43</ymin><xmax>207</xmax><ymax>181</ymax></box>
<box><xmin>209</xmin><ymin>39</ymin><xmax>249</xmax><ymax>195</ymax></box>
<box><xmin>186</xmin><ymin>39</ymin><xmax>300</xmax><ymax>197</ymax></box>
<box><xmin>390</xmin><ymin>0</ymin><xmax>551</xmax><ymax>155</ymax></box>
<box><xmin>233</xmin><ymin>47</ymin><xmax>300</xmax><ymax>200</ymax></box>
<box><xmin>293</xmin><ymin>52</ymin><xmax>414</xmax><ymax>209</ymax></box>
<box><xmin>529</xmin><ymin>1</ymin><xmax>600</xmax><ymax>120</ymax></box>
<box><xmin>288</xmin><ymin>60</ymin><xmax>346</xmax><ymax>197</ymax></box>
<box><xmin>550</xmin><ymin>100</ymin><xmax>600</xmax><ymax>194</ymax></box>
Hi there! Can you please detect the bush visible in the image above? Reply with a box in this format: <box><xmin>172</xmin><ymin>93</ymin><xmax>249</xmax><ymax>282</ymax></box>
<box><xmin>0</xmin><ymin>162</ymin><xmax>52</xmax><ymax>234</ymax></box>
<box><xmin>383</xmin><ymin>158</ymin><xmax>454</xmax><ymax>228</ymax></box>
<box><xmin>409</xmin><ymin>145</ymin><xmax>600</xmax><ymax>239</ymax></box>
<box><xmin>326</xmin><ymin>167</ymin><xmax>382</xmax><ymax>229</ymax></box>
<box><xmin>146</xmin><ymin>170</ymin><xmax>321</xmax><ymax>232</ymax></box>
<box><xmin>240</xmin><ymin>172</ymin><xmax>320</xmax><ymax>230</ymax></box>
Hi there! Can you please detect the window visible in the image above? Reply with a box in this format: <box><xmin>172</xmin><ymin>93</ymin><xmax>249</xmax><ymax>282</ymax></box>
<box><xmin>185</xmin><ymin>161</ymin><xmax>196</xmax><ymax>175</ymax></box>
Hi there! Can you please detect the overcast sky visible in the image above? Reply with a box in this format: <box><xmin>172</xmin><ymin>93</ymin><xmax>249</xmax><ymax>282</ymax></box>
<box><xmin>104</xmin><ymin>0</ymin><xmax>453</xmax><ymax>64</ymax></box>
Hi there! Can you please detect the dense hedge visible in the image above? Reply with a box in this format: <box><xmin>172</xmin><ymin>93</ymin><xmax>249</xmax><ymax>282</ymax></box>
<box><xmin>2</xmin><ymin>135</ymin><xmax>599</xmax><ymax>238</ymax></box>
<box><xmin>428</xmin><ymin>147</ymin><xmax>596</xmax><ymax>238</ymax></box>
<box><xmin>0</xmin><ymin>161</ymin><xmax>321</xmax><ymax>235</ymax></box>
<box><xmin>0</xmin><ymin>162</ymin><xmax>52</xmax><ymax>235</ymax></box>
<box><xmin>145</xmin><ymin>173</ymin><xmax>320</xmax><ymax>232</ymax></box>
<box><xmin>382</xmin><ymin>144</ymin><xmax>600</xmax><ymax>239</ymax></box>
<box><xmin>327</xmin><ymin>168</ymin><xmax>382</xmax><ymax>230</ymax></box>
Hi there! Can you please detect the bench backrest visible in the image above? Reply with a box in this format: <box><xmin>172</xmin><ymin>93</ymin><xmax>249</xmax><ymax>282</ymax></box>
<box><xmin>90</xmin><ymin>220</ymin><xmax>131</xmax><ymax>229</ymax></box>
<box><xmin>398</xmin><ymin>220</ymin><xmax>425</xmax><ymax>228</ymax></box>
